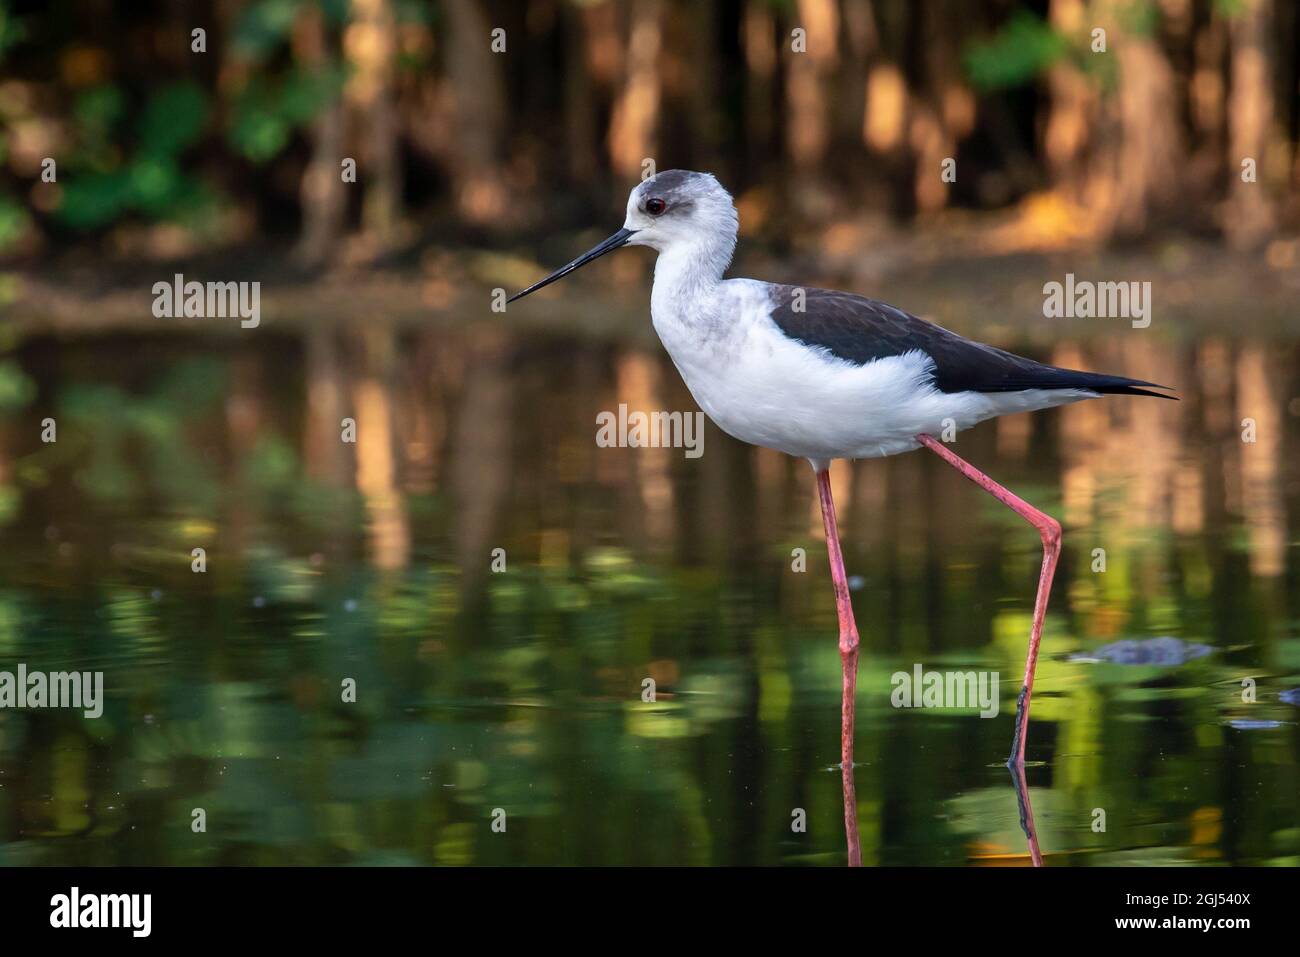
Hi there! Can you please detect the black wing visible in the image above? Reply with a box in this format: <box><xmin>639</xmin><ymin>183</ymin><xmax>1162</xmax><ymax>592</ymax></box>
<box><xmin>768</xmin><ymin>286</ymin><xmax>1174</xmax><ymax>398</ymax></box>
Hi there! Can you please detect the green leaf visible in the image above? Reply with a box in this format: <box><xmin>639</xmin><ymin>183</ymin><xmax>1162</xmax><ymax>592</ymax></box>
<box><xmin>229</xmin><ymin>105</ymin><xmax>290</xmax><ymax>163</ymax></box>
<box><xmin>55</xmin><ymin>170</ymin><xmax>133</xmax><ymax>229</ymax></box>
<box><xmin>0</xmin><ymin>196</ymin><xmax>27</xmax><ymax>252</ymax></box>
<box><xmin>964</xmin><ymin>12</ymin><xmax>1068</xmax><ymax>91</ymax></box>
<box><xmin>232</xmin><ymin>0</ymin><xmax>303</xmax><ymax>60</ymax></box>
<box><xmin>320</xmin><ymin>0</ymin><xmax>352</xmax><ymax>25</ymax></box>
<box><xmin>0</xmin><ymin>358</ymin><xmax>35</xmax><ymax>410</ymax></box>
<box><xmin>74</xmin><ymin>85</ymin><xmax>127</xmax><ymax>139</ymax></box>
<box><xmin>392</xmin><ymin>0</ymin><xmax>432</xmax><ymax>25</ymax></box>
<box><xmin>138</xmin><ymin>82</ymin><xmax>209</xmax><ymax>156</ymax></box>
<box><xmin>127</xmin><ymin>156</ymin><xmax>186</xmax><ymax>214</ymax></box>
<box><xmin>279</xmin><ymin>66</ymin><xmax>344</xmax><ymax>124</ymax></box>
<box><xmin>0</xmin><ymin>3</ymin><xmax>26</xmax><ymax>58</ymax></box>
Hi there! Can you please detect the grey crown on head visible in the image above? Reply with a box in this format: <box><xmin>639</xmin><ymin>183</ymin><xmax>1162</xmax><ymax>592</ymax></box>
<box><xmin>636</xmin><ymin>170</ymin><xmax>728</xmax><ymax>210</ymax></box>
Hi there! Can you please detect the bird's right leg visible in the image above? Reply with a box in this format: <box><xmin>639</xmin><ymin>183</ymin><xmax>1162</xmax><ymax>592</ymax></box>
<box><xmin>1009</xmin><ymin>762</ymin><xmax>1045</xmax><ymax>866</ymax></box>
<box><xmin>915</xmin><ymin>434</ymin><xmax>1061</xmax><ymax>768</ymax></box>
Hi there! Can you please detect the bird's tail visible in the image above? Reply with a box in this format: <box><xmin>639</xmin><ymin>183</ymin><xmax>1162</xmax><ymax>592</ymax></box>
<box><xmin>1052</xmin><ymin>369</ymin><xmax>1178</xmax><ymax>400</ymax></box>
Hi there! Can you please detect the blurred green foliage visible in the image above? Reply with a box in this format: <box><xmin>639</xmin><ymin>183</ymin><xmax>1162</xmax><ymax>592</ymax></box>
<box><xmin>4</xmin><ymin>0</ymin><xmax>355</xmax><ymax>243</ymax></box>
<box><xmin>227</xmin><ymin>0</ymin><xmax>349</xmax><ymax>163</ymax></box>
<box><xmin>0</xmin><ymin>359</ymin><xmax>34</xmax><ymax>411</ymax></box>
<box><xmin>57</xmin><ymin>82</ymin><xmax>213</xmax><ymax>230</ymax></box>
<box><xmin>0</xmin><ymin>0</ymin><xmax>23</xmax><ymax>57</ymax></box>
<box><xmin>228</xmin><ymin>69</ymin><xmax>346</xmax><ymax>163</ymax></box>
<box><xmin>59</xmin><ymin>357</ymin><xmax>225</xmax><ymax>508</ymax></box>
<box><xmin>964</xmin><ymin>12</ymin><xmax>1069</xmax><ymax>92</ymax></box>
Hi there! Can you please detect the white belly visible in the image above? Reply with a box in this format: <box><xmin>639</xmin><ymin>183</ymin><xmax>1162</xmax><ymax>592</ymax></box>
<box><xmin>655</xmin><ymin>312</ymin><xmax>1092</xmax><ymax>461</ymax></box>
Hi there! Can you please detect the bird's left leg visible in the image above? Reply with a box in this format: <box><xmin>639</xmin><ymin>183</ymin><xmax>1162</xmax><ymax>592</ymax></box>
<box><xmin>815</xmin><ymin>466</ymin><xmax>862</xmax><ymax>866</ymax></box>
<box><xmin>815</xmin><ymin>467</ymin><xmax>860</xmax><ymax>765</ymax></box>
<box><xmin>915</xmin><ymin>434</ymin><xmax>1061</xmax><ymax>768</ymax></box>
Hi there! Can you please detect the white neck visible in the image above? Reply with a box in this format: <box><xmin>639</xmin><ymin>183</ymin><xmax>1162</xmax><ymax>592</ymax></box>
<box><xmin>651</xmin><ymin>232</ymin><xmax>734</xmax><ymax>302</ymax></box>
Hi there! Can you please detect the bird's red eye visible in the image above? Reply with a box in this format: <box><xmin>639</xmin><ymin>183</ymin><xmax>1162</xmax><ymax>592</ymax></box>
<box><xmin>645</xmin><ymin>198</ymin><xmax>666</xmax><ymax>215</ymax></box>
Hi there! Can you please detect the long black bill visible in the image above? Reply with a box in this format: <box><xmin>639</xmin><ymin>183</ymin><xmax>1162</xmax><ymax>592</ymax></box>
<box><xmin>508</xmin><ymin>227</ymin><xmax>636</xmax><ymax>303</ymax></box>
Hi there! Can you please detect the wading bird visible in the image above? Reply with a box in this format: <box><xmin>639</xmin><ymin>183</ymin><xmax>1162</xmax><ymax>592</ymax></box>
<box><xmin>510</xmin><ymin>170</ymin><xmax>1173</xmax><ymax>865</ymax></box>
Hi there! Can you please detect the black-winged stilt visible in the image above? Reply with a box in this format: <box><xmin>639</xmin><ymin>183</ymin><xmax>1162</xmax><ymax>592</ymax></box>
<box><xmin>510</xmin><ymin>170</ymin><xmax>1173</xmax><ymax>864</ymax></box>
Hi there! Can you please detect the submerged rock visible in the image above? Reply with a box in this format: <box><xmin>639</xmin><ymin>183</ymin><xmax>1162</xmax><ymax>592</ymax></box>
<box><xmin>1069</xmin><ymin>637</ymin><xmax>1213</xmax><ymax>666</ymax></box>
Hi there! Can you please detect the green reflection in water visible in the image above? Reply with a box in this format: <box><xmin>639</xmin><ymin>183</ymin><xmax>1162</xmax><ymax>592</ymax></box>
<box><xmin>0</xmin><ymin>328</ymin><xmax>1297</xmax><ymax>866</ymax></box>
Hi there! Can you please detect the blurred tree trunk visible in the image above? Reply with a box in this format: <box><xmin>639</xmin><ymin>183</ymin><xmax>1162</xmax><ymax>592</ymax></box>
<box><xmin>839</xmin><ymin>0</ymin><xmax>878</xmax><ymax>166</ymax></box>
<box><xmin>348</xmin><ymin>0</ymin><xmax>403</xmax><ymax>247</ymax></box>
<box><xmin>1187</xmin><ymin>7</ymin><xmax>1228</xmax><ymax>194</ymax></box>
<box><xmin>453</xmin><ymin>334</ymin><xmax>513</xmax><ymax>606</ymax></box>
<box><xmin>784</xmin><ymin>0</ymin><xmax>838</xmax><ymax>215</ymax></box>
<box><xmin>615</xmin><ymin>352</ymin><xmax>674</xmax><ymax>550</ymax></box>
<box><xmin>443</xmin><ymin>0</ymin><xmax>508</xmax><ymax>223</ymax></box>
<box><xmin>1284</xmin><ymin>2</ymin><xmax>1300</xmax><ymax>192</ymax></box>
<box><xmin>303</xmin><ymin>327</ymin><xmax>348</xmax><ymax>487</ymax></box>
<box><xmin>351</xmin><ymin>323</ymin><xmax>410</xmax><ymax>571</ymax></box>
<box><xmin>294</xmin><ymin>4</ymin><xmax>346</xmax><ymax>266</ymax></box>
<box><xmin>296</xmin><ymin>104</ymin><xmax>345</xmax><ymax>265</ymax></box>
<box><xmin>563</xmin><ymin>3</ymin><xmax>598</xmax><ymax>185</ymax></box>
<box><xmin>224</xmin><ymin>353</ymin><xmax>266</xmax><ymax>568</ymax></box>
<box><xmin>1044</xmin><ymin>0</ymin><xmax>1093</xmax><ymax>200</ymax></box>
<box><xmin>581</xmin><ymin>1</ymin><xmax>623</xmax><ymax>92</ymax></box>
<box><xmin>861</xmin><ymin>0</ymin><xmax>911</xmax><ymax>217</ymax></box>
<box><xmin>1225</xmin><ymin>0</ymin><xmax>1276</xmax><ymax>249</ymax></box>
<box><xmin>1090</xmin><ymin>4</ymin><xmax>1185</xmax><ymax>239</ymax></box>
<box><xmin>1236</xmin><ymin>345</ymin><xmax>1285</xmax><ymax>576</ymax></box>
<box><xmin>684</xmin><ymin>0</ymin><xmax>725</xmax><ymax>173</ymax></box>
<box><xmin>578</xmin><ymin>0</ymin><xmax>623</xmax><ymax>188</ymax></box>
<box><xmin>912</xmin><ymin>2</ymin><xmax>973</xmax><ymax>213</ymax></box>
<box><xmin>608</xmin><ymin>0</ymin><xmax>664</xmax><ymax>181</ymax></box>
<box><xmin>743</xmin><ymin>1</ymin><xmax>778</xmax><ymax>165</ymax></box>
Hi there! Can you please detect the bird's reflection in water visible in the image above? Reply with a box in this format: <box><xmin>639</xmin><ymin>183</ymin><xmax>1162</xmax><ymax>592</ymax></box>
<box><xmin>842</xmin><ymin>759</ymin><xmax>862</xmax><ymax>867</ymax></box>
<box><xmin>1010</xmin><ymin>763</ymin><xmax>1044</xmax><ymax>866</ymax></box>
<box><xmin>838</xmin><ymin>762</ymin><xmax>1044</xmax><ymax>867</ymax></box>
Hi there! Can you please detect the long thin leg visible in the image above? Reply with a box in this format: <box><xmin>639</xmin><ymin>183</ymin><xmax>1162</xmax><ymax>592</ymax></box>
<box><xmin>915</xmin><ymin>434</ymin><xmax>1061</xmax><ymax>767</ymax></box>
<box><xmin>815</xmin><ymin>467</ymin><xmax>862</xmax><ymax>866</ymax></box>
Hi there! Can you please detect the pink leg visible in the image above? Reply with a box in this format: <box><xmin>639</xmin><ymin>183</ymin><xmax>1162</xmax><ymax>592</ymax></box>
<box><xmin>916</xmin><ymin>434</ymin><xmax>1061</xmax><ymax>767</ymax></box>
<box><xmin>815</xmin><ymin>468</ymin><xmax>862</xmax><ymax>867</ymax></box>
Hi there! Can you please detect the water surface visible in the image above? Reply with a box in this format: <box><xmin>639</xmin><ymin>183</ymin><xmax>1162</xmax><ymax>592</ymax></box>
<box><xmin>0</xmin><ymin>321</ymin><xmax>1297</xmax><ymax>865</ymax></box>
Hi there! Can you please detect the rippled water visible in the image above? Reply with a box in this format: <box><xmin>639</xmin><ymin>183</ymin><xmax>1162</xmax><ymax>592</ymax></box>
<box><xmin>0</xmin><ymin>322</ymin><xmax>1297</xmax><ymax>865</ymax></box>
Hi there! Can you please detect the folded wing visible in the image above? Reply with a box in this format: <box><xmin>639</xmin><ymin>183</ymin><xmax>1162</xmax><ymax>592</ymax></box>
<box><xmin>767</xmin><ymin>286</ymin><xmax>1175</xmax><ymax>399</ymax></box>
